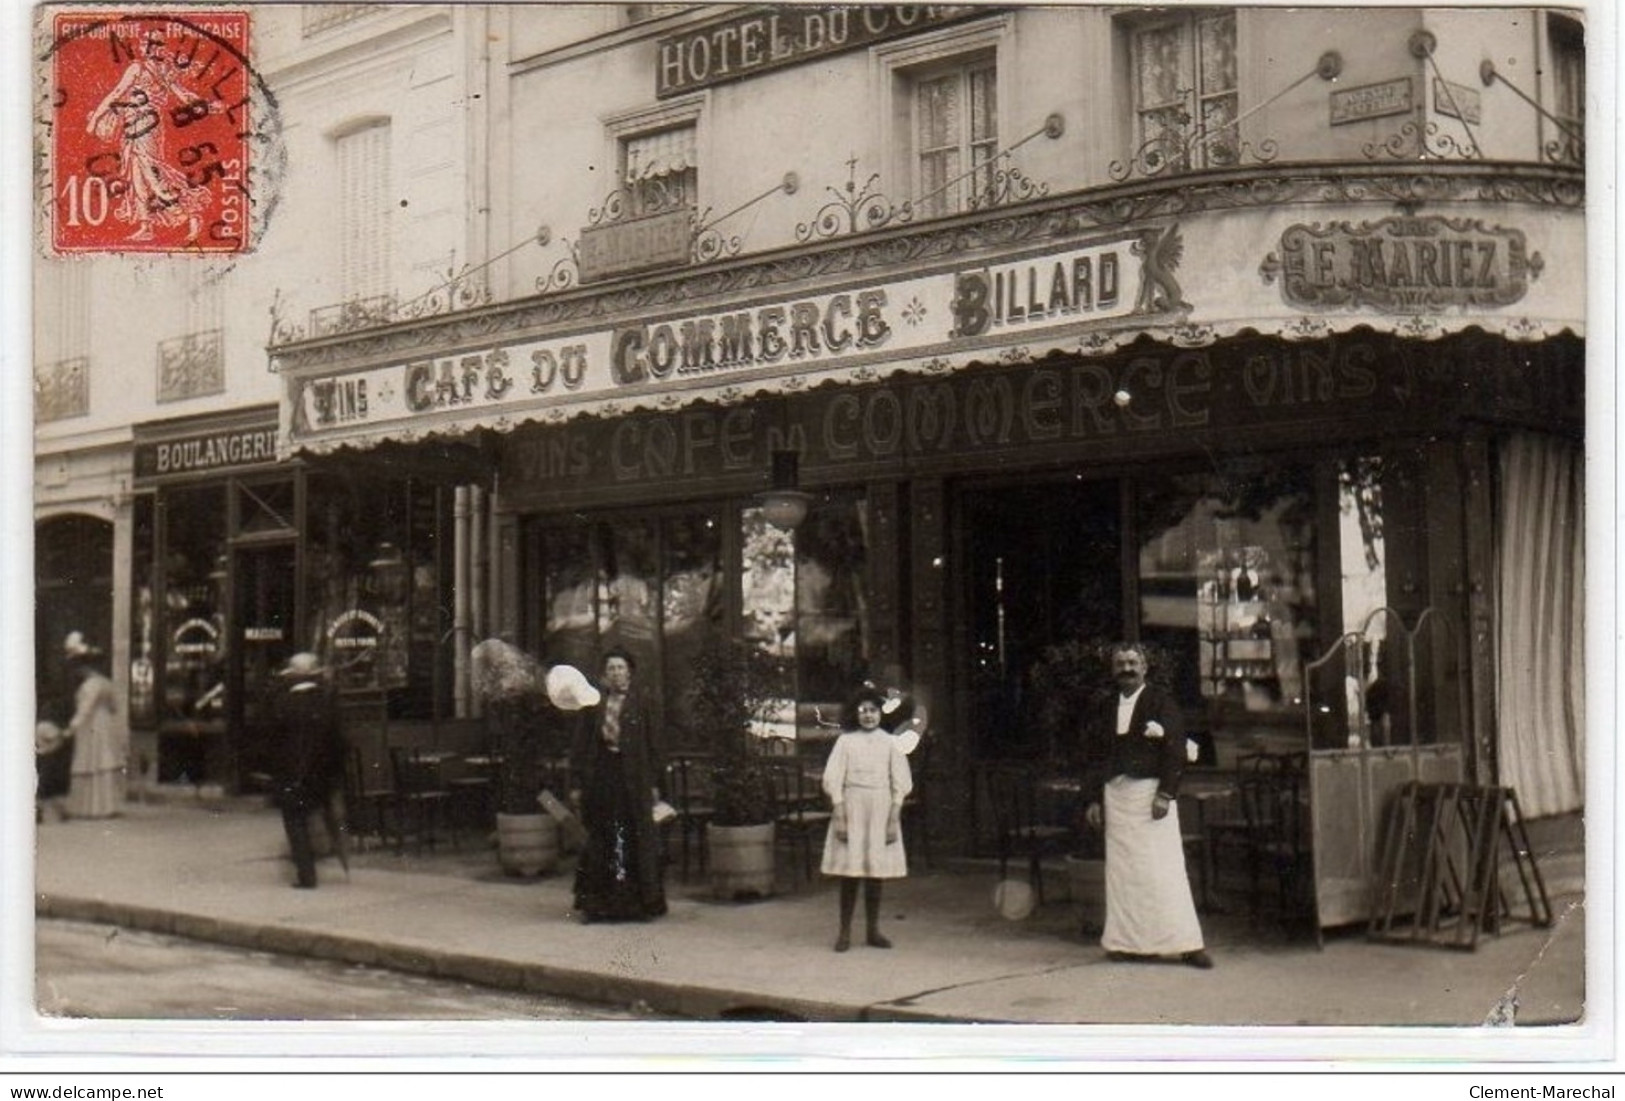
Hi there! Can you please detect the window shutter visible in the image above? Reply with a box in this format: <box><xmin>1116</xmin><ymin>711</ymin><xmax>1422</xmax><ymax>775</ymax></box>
<box><xmin>337</xmin><ymin>123</ymin><xmax>392</xmax><ymax>302</ymax></box>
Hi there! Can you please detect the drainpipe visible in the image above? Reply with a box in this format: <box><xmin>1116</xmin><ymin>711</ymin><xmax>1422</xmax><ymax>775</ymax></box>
<box><xmin>469</xmin><ymin>484</ymin><xmax>487</xmax><ymax>718</ymax></box>
<box><xmin>453</xmin><ymin>485</ymin><xmax>471</xmax><ymax>718</ymax></box>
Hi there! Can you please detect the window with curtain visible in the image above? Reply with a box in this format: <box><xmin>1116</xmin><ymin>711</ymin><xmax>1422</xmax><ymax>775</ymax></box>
<box><xmin>1548</xmin><ymin>15</ymin><xmax>1584</xmax><ymax>167</ymax></box>
<box><xmin>1130</xmin><ymin>9</ymin><xmax>1238</xmax><ymax>171</ymax></box>
<box><xmin>622</xmin><ymin>124</ymin><xmax>696</xmax><ymax>217</ymax></box>
<box><xmin>912</xmin><ymin>55</ymin><xmax>997</xmax><ymax>218</ymax></box>
<box><xmin>335</xmin><ymin>121</ymin><xmax>392</xmax><ymax>303</ymax></box>
<box><xmin>1495</xmin><ymin>432</ymin><xmax>1584</xmax><ymax>818</ymax></box>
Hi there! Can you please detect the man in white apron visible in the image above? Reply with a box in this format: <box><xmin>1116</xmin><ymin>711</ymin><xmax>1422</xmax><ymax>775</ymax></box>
<box><xmin>1083</xmin><ymin>642</ymin><xmax>1212</xmax><ymax>969</ymax></box>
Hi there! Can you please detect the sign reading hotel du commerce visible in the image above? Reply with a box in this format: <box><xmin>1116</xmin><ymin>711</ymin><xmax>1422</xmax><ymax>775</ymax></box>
<box><xmin>1261</xmin><ymin>216</ymin><xmax>1541</xmax><ymax>314</ymax></box>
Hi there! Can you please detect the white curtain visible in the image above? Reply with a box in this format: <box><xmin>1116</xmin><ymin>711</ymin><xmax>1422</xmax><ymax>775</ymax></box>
<box><xmin>1494</xmin><ymin>432</ymin><xmax>1585</xmax><ymax>817</ymax></box>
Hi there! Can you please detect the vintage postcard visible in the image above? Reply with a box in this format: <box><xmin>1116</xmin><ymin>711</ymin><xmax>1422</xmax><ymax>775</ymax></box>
<box><xmin>12</xmin><ymin>0</ymin><xmax>1612</xmax><ymax>1073</ymax></box>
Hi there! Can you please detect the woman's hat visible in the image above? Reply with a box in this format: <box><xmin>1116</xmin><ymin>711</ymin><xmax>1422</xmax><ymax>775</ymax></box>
<box><xmin>278</xmin><ymin>652</ymin><xmax>327</xmax><ymax>679</ymax></box>
<box><xmin>545</xmin><ymin>664</ymin><xmax>601</xmax><ymax>711</ymax></box>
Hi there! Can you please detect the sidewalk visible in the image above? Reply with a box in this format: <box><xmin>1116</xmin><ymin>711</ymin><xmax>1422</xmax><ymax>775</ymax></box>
<box><xmin>32</xmin><ymin>798</ymin><xmax>1588</xmax><ymax>1029</ymax></box>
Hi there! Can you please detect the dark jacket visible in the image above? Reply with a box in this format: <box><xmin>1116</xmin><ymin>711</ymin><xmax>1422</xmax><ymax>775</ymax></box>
<box><xmin>273</xmin><ymin>679</ymin><xmax>344</xmax><ymax>808</ymax></box>
<box><xmin>569</xmin><ymin>689</ymin><xmax>663</xmax><ymax>804</ymax></box>
<box><xmin>1082</xmin><ymin>685</ymin><xmax>1187</xmax><ymax>801</ymax></box>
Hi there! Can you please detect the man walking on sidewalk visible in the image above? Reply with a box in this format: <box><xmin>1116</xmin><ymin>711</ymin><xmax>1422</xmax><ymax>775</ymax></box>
<box><xmin>272</xmin><ymin>652</ymin><xmax>345</xmax><ymax>889</ymax></box>
<box><xmin>1083</xmin><ymin>642</ymin><xmax>1212</xmax><ymax>969</ymax></box>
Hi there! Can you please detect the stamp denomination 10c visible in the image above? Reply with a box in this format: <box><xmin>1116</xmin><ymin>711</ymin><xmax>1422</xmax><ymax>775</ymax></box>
<box><xmin>47</xmin><ymin>10</ymin><xmax>255</xmax><ymax>254</ymax></box>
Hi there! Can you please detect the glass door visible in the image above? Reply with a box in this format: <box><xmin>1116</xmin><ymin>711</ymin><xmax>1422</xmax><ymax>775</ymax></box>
<box><xmin>229</xmin><ymin>540</ymin><xmax>298</xmax><ymax>792</ymax></box>
<box><xmin>959</xmin><ymin>479</ymin><xmax>1123</xmax><ymax>763</ymax></box>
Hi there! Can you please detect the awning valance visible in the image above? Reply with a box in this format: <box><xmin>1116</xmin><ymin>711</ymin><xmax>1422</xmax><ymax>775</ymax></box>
<box><xmin>274</xmin><ymin>187</ymin><xmax>1585</xmax><ymax>459</ymax></box>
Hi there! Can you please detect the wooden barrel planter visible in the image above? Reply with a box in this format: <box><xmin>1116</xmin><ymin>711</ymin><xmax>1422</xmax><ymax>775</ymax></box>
<box><xmin>707</xmin><ymin>822</ymin><xmax>776</xmax><ymax>900</ymax></box>
<box><xmin>496</xmin><ymin>812</ymin><xmax>559</xmax><ymax>877</ymax></box>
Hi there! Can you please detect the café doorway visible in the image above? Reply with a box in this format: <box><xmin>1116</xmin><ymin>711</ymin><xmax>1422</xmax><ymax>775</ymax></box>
<box><xmin>956</xmin><ymin>476</ymin><xmax>1123</xmax><ymax>762</ymax></box>
<box><xmin>228</xmin><ymin>539</ymin><xmax>298</xmax><ymax>792</ymax></box>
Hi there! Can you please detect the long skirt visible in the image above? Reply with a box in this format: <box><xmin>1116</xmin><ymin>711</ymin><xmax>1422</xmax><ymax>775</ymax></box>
<box><xmin>1101</xmin><ymin>776</ymin><xmax>1204</xmax><ymax>956</ymax></box>
<box><xmin>66</xmin><ymin>768</ymin><xmax>124</xmax><ymax>819</ymax></box>
<box><xmin>573</xmin><ymin>754</ymin><xmax>666</xmax><ymax>921</ymax></box>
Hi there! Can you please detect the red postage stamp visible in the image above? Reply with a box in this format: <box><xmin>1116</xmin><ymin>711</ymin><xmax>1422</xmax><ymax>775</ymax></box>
<box><xmin>48</xmin><ymin>10</ymin><xmax>253</xmax><ymax>254</ymax></box>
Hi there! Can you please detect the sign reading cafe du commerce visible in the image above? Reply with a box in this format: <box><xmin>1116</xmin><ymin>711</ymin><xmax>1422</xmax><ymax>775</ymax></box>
<box><xmin>288</xmin><ymin>226</ymin><xmax>1188</xmax><ymax>444</ymax></box>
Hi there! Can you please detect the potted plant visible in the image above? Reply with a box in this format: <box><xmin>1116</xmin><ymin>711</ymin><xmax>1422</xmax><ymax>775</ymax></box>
<box><xmin>687</xmin><ymin>636</ymin><xmax>779</xmax><ymax>899</ymax></box>
<box><xmin>1026</xmin><ymin>638</ymin><xmax>1114</xmax><ymax>928</ymax></box>
<box><xmin>472</xmin><ymin>639</ymin><xmax>560</xmax><ymax>877</ymax></box>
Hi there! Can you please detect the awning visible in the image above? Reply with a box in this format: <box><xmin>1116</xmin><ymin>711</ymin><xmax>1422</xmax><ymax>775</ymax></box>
<box><xmin>273</xmin><ymin>179</ymin><xmax>1585</xmax><ymax>459</ymax></box>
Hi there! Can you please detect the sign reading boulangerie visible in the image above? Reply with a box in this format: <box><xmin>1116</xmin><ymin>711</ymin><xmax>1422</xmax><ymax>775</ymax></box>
<box><xmin>1261</xmin><ymin>216</ymin><xmax>1541</xmax><ymax>313</ymax></box>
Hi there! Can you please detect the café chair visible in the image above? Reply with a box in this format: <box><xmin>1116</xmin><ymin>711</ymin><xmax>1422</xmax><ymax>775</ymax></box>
<box><xmin>343</xmin><ymin>746</ymin><xmax>395</xmax><ymax>853</ymax></box>
<box><xmin>769</xmin><ymin>756</ymin><xmax>833</xmax><ymax>886</ymax></box>
<box><xmin>1206</xmin><ymin>753</ymin><xmax>1310</xmax><ymax>926</ymax></box>
<box><xmin>388</xmin><ymin>746</ymin><xmax>452</xmax><ymax>854</ymax></box>
<box><xmin>987</xmin><ymin>761</ymin><xmax>1074</xmax><ymax>905</ymax></box>
<box><xmin>664</xmin><ymin>753</ymin><xmax>716</xmax><ymax>881</ymax></box>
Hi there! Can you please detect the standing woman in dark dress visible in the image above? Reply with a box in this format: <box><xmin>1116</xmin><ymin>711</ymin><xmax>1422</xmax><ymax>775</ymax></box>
<box><xmin>569</xmin><ymin>649</ymin><xmax>667</xmax><ymax>922</ymax></box>
<box><xmin>35</xmin><ymin>639</ymin><xmax>77</xmax><ymax>823</ymax></box>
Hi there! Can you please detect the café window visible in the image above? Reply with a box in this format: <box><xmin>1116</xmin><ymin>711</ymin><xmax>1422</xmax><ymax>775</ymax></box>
<box><xmin>910</xmin><ymin>54</ymin><xmax>998</xmax><ymax>217</ymax></box>
<box><xmin>532</xmin><ymin>494</ymin><xmax>872</xmax><ymax>749</ymax></box>
<box><xmin>305</xmin><ymin>474</ymin><xmax>448</xmax><ymax>716</ymax></box>
<box><xmin>622</xmin><ymin>124</ymin><xmax>697</xmax><ymax>217</ymax></box>
<box><xmin>1135</xmin><ymin>461</ymin><xmax>1318</xmax><ymax>718</ymax></box>
<box><xmin>1127</xmin><ymin>9</ymin><xmax>1238</xmax><ymax>171</ymax></box>
<box><xmin>738</xmin><ymin>494</ymin><xmax>873</xmax><ymax>744</ymax></box>
<box><xmin>158</xmin><ymin>484</ymin><xmax>229</xmax><ymax>734</ymax></box>
<box><xmin>538</xmin><ymin>510</ymin><xmax>723</xmax><ymax>748</ymax></box>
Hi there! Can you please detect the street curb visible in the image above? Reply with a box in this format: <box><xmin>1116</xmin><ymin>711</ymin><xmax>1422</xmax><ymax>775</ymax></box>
<box><xmin>35</xmin><ymin>892</ymin><xmax>897</xmax><ymax>1023</ymax></box>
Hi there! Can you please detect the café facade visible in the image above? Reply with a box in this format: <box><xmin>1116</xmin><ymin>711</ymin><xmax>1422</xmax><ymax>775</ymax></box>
<box><xmin>269</xmin><ymin>5</ymin><xmax>1585</xmax><ymax>933</ymax></box>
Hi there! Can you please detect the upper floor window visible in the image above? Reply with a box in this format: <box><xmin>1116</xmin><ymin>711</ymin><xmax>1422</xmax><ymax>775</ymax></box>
<box><xmin>911</xmin><ymin>55</ymin><xmax>998</xmax><ymax>217</ymax></box>
<box><xmin>1548</xmin><ymin>15</ymin><xmax>1584</xmax><ymax>166</ymax></box>
<box><xmin>1130</xmin><ymin>10</ymin><xmax>1237</xmax><ymax>172</ymax></box>
<box><xmin>335</xmin><ymin>121</ymin><xmax>392</xmax><ymax>303</ymax></box>
<box><xmin>622</xmin><ymin>124</ymin><xmax>696</xmax><ymax>217</ymax></box>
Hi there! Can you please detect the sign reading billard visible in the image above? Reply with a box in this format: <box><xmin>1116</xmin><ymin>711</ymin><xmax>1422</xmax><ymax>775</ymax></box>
<box><xmin>1263</xmin><ymin>216</ymin><xmax>1540</xmax><ymax>313</ymax></box>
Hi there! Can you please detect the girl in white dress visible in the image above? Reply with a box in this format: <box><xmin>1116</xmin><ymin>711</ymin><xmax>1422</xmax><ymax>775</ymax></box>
<box><xmin>821</xmin><ymin>685</ymin><xmax>913</xmax><ymax>952</ymax></box>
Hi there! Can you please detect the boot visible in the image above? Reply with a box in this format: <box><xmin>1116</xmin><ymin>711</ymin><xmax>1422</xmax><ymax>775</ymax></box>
<box><xmin>835</xmin><ymin>878</ymin><xmax>858</xmax><ymax>952</ymax></box>
<box><xmin>864</xmin><ymin>879</ymin><xmax>892</xmax><ymax>949</ymax></box>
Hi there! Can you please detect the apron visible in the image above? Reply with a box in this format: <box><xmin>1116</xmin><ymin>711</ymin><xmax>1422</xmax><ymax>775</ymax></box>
<box><xmin>1102</xmin><ymin>776</ymin><xmax>1204</xmax><ymax>956</ymax></box>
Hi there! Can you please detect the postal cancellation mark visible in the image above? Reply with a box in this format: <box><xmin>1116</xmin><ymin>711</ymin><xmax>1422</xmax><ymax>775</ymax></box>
<box><xmin>47</xmin><ymin>10</ymin><xmax>256</xmax><ymax>254</ymax></box>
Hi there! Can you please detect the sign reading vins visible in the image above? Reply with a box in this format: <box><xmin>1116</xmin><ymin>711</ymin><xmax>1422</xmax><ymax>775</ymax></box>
<box><xmin>1262</xmin><ymin>216</ymin><xmax>1541</xmax><ymax>314</ymax></box>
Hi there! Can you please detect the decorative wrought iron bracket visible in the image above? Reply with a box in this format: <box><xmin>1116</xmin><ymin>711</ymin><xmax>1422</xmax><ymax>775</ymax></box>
<box><xmin>1480</xmin><ymin>59</ymin><xmax>1585</xmax><ymax>168</ymax></box>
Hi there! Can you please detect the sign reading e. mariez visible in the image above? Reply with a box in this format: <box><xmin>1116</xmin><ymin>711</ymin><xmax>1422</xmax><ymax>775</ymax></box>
<box><xmin>1263</xmin><ymin>216</ymin><xmax>1540</xmax><ymax>314</ymax></box>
